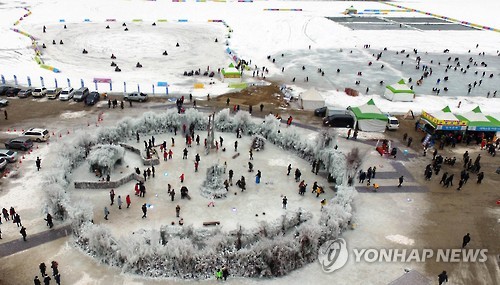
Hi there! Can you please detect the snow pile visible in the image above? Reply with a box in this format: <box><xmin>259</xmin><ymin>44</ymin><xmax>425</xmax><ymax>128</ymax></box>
<box><xmin>41</xmin><ymin>108</ymin><xmax>357</xmax><ymax>279</ymax></box>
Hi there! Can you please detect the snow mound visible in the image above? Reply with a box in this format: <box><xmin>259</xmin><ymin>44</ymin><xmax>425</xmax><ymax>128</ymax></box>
<box><xmin>385</xmin><ymin>234</ymin><xmax>415</xmax><ymax>246</ymax></box>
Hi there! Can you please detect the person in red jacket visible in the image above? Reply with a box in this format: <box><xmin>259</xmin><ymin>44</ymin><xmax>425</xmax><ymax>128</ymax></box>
<box><xmin>126</xmin><ymin>195</ymin><xmax>131</xmax><ymax>208</ymax></box>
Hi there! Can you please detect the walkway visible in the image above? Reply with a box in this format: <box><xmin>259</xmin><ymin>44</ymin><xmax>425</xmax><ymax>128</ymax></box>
<box><xmin>0</xmin><ymin>225</ymin><xmax>71</xmax><ymax>258</ymax></box>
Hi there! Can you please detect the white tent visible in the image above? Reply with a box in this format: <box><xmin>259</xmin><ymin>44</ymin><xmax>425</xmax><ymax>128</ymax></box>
<box><xmin>348</xmin><ymin>99</ymin><xmax>387</xmax><ymax>132</ymax></box>
<box><xmin>384</xmin><ymin>79</ymin><xmax>415</xmax><ymax>102</ymax></box>
<box><xmin>299</xmin><ymin>89</ymin><xmax>325</xmax><ymax>110</ymax></box>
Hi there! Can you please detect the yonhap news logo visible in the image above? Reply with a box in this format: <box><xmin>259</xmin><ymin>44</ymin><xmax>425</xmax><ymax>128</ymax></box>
<box><xmin>318</xmin><ymin>238</ymin><xmax>349</xmax><ymax>273</ymax></box>
<box><xmin>318</xmin><ymin>238</ymin><xmax>489</xmax><ymax>273</ymax></box>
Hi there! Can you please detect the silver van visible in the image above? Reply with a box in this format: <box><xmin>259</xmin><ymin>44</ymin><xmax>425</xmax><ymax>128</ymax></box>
<box><xmin>74</xmin><ymin>87</ymin><xmax>89</xmax><ymax>101</ymax></box>
<box><xmin>59</xmin><ymin>87</ymin><xmax>75</xmax><ymax>101</ymax></box>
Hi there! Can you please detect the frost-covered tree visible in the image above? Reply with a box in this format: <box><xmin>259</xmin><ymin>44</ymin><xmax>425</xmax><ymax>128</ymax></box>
<box><xmin>319</xmin><ymin>186</ymin><xmax>357</xmax><ymax>240</ymax></box>
<box><xmin>317</xmin><ymin>148</ymin><xmax>347</xmax><ymax>184</ymax></box>
<box><xmin>43</xmin><ymin>108</ymin><xmax>358</xmax><ymax>280</ymax></box>
<box><xmin>86</xmin><ymin>144</ymin><xmax>125</xmax><ymax>175</ymax></box>
<box><xmin>200</xmin><ymin>164</ymin><xmax>227</xmax><ymax>199</ymax></box>
<box><xmin>346</xmin><ymin>147</ymin><xmax>362</xmax><ymax>175</ymax></box>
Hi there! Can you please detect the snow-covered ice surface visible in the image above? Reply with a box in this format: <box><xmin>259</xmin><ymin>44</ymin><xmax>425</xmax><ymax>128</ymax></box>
<box><xmin>0</xmin><ymin>0</ymin><xmax>499</xmax><ymax>114</ymax></box>
<box><xmin>0</xmin><ymin>0</ymin><xmax>499</xmax><ymax>284</ymax></box>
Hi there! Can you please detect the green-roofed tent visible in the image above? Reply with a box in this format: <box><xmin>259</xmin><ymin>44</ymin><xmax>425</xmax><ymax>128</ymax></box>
<box><xmin>221</xmin><ymin>63</ymin><xmax>241</xmax><ymax>77</ymax></box>
<box><xmin>420</xmin><ymin>106</ymin><xmax>468</xmax><ymax>131</ymax></box>
<box><xmin>348</xmin><ymin>99</ymin><xmax>387</xmax><ymax>132</ymax></box>
<box><xmin>384</xmin><ymin>79</ymin><xmax>415</xmax><ymax>102</ymax></box>
<box><xmin>455</xmin><ymin>106</ymin><xmax>500</xmax><ymax>132</ymax></box>
<box><xmin>344</xmin><ymin>5</ymin><xmax>357</xmax><ymax>15</ymax></box>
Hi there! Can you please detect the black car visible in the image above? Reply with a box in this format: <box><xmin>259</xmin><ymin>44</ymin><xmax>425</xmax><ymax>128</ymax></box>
<box><xmin>85</xmin><ymin>91</ymin><xmax>100</xmax><ymax>105</ymax></box>
<box><xmin>5</xmin><ymin>87</ymin><xmax>21</xmax><ymax>97</ymax></box>
<box><xmin>323</xmin><ymin>114</ymin><xmax>355</xmax><ymax>128</ymax></box>
<box><xmin>314</xmin><ymin>107</ymin><xmax>327</xmax><ymax>117</ymax></box>
<box><xmin>0</xmin><ymin>86</ymin><xmax>13</xmax><ymax>96</ymax></box>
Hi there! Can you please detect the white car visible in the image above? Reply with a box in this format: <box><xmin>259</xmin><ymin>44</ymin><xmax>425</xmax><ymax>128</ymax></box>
<box><xmin>386</xmin><ymin>116</ymin><xmax>400</xmax><ymax>130</ymax></box>
<box><xmin>22</xmin><ymin>128</ymin><xmax>50</xmax><ymax>142</ymax></box>
<box><xmin>59</xmin><ymin>87</ymin><xmax>75</xmax><ymax>101</ymax></box>
<box><xmin>0</xmin><ymin>158</ymin><xmax>7</xmax><ymax>170</ymax></box>
<box><xmin>0</xmin><ymin>149</ymin><xmax>17</xmax><ymax>162</ymax></box>
<box><xmin>32</xmin><ymin>87</ymin><xmax>47</xmax><ymax>98</ymax></box>
<box><xmin>0</xmin><ymin>98</ymin><xmax>8</xmax><ymax>107</ymax></box>
<box><xmin>124</xmin><ymin>92</ymin><xmax>148</xmax><ymax>102</ymax></box>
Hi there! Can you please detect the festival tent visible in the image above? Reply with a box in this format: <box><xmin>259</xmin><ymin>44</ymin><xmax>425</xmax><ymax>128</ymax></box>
<box><xmin>348</xmin><ymin>99</ymin><xmax>387</xmax><ymax>132</ymax></box>
<box><xmin>299</xmin><ymin>88</ymin><xmax>325</xmax><ymax>110</ymax></box>
<box><xmin>420</xmin><ymin>106</ymin><xmax>467</xmax><ymax>131</ymax></box>
<box><xmin>221</xmin><ymin>63</ymin><xmax>242</xmax><ymax>82</ymax></box>
<box><xmin>344</xmin><ymin>5</ymin><xmax>358</xmax><ymax>15</ymax></box>
<box><xmin>455</xmin><ymin>106</ymin><xmax>500</xmax><ymax>132</ymax></box>
<box><xmin>384</xmin><ymin>79</ymin><xmax>415</xmax><ymax>102</ymax></box>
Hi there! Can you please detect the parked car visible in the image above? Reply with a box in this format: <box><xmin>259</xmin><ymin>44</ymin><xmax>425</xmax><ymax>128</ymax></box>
<box><xmin>59</xmin><ymin>87</ymin><xmax>75</xmax><ymax>101</ymax></box>
<box><xmin>4</xmin><ymin>137</ymin><xmax>33</xmax><ymax>151</ymax></box>
<box><xmin>5</xmin><ymin>87</ymin><xmax>21</xmax><ymax>97</ymax></box>
<box><xmin>323</xmin><ymin>114</ymin><xmax>355</xmax><ymax>128</ymax></box>
<box><xmin>386</xmin><ymin>116</ymin><xmax>400</xmax><ymax>130</ymax></box>
<box><xmin>0</xmin><ymin>158</ymin><xmax>7</xmax><ymax>170</ymax></box>
<box><xmin>0</xmin><ymin>86</ymin><xmax>12</xmax><ymax>96</ymax></box>
<box><xmin>85</xmin><ymin>91</ymin><xmax>100</xmax><ymax>106</ymax></box>
<box><xmin>22</xmin><ymin>128</ymin><xmax>50</xmax><ymax>142</ymax></box>
<box><xmin>32</xmin><ymin>87</ymin><xmax>47</xmax><ymax>98</ymax></box>
<box><xmin>18</xmin><ymin>89</ymin><xmax>33</xmax><ymax>98</ymax></box>
<box><xmin>73</xmin><ymin>87</ymin><xmax>89</xmax><ymax>102</ymax></box>
<box><xmin>0</xmin><ymin>98</ymin><xmax>8</xmax><ymax>107</ymax></box>
<box><xmin>314</xmin><ymin>107</ymin><xmax>327</xmax><ymax>117</ymax></box>
<box><xmin>124</xmin><ymin>92</ymin><xmax>148</xmax><ymax>102</ymax></box>
<box><xmin>0</xmin><ymin>149</ymin><xmax>17</xmax><ymax>162</ymax></box>
<box><xmin>46</xmin><ymin>88</ymin><xmax>62</xmax><ymax>99</ymax></box>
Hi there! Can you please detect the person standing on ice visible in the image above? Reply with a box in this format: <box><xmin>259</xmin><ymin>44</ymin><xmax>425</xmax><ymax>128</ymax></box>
<box><xmin>126</xmin><ymin>195</ymin><xmax>131</xmax><ymax>208</ymax></box>
<box><xmin>109</xmin><ymin>189</ymin><xmax>115</xmax><ymax>206</ymax></box>
<box><xmin>287</xmin><ymin>164</ymin><xmax>292</xmax><ymax>176</ymax></box>
<box><xmin>175</xmin><ymin>205</ymin><xmax>181</xmax><ymax>218</ymax></box>
<box><xmin>36</xmin><ymin>157</ymin><xmax>42</xmax><ymax>171</ymax></box>
<box><xmin>234</xmin><ymin>141</ymin><xmax>238</xmax><ymax>151</ymax></box>
<box><xmin>228</xmin><ymin>169</ymin><xmax>234</xmax><ymax>185</ymax></box>
<box><xmin>169</xmin><ymin>189</ymin><xmax>175</xmax><ymax>201</ymax></box>
<box><xmin>2</xmin><ymin>208</ymin><xmax>9</xmax><ymax>221</ymax></box>
<box><xmin>45</xmin><ymin>213</ymin><xmax>53</xmax><ymax>228</ymax></box>
<box><xmin>282</xmin><ymin>196</ymin><xmax>288</xmax><ymax>209</ymax></box>
<box><xmin>20</xmin><ymin>226</ymin><xmax>27</xmax><ymax>241</ymax></box>
<box><xmin>183</xmin><ymin>148</ymin><xmax>188</xmax><ymax>159</ymax></box>
<box><xmin>438</xmin><ymin>270</ymin><xmax>448</xmax><ymax>285</ymax></box>
<box><xmin>222</xmin><ymin>266</ymin><xmax>229</xmax><ymax>281</ymax></box>
<box><xmin>104</xmin><ymin>206</ymin><xmax>110</xmax><ymax>220</ymax></box>
<box><xmin>294</xmin><ymin>168</ymin><xmax>301</xmax><ymax>182</ymax></box>
<box><xmin>462</xmin><ymin>233</ymin><xmax>471</xmax><ymax>248</ymax></box>
<box><xmin>39</xmin><ymin>262</ymin><xmax>47</xmax><ymax>276</ymax></box>
<box><xmin>141</xmin><ymin>203</ymin><xmax>147</xmax><ymax>218</ymax></box>
<box><xmin>255</xmin><ymin>170</ymin><xmax>261</xmax><ymax>184</ymax></box>
<box><xmin>180</xmin><ymin>173</ymin><xmax>185</xmax><ymax>183</ymax></box>
<box><xmin>117</xmin><ymin>196</ymin><xmax>123</xmax><ymax>209</ymax></box>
